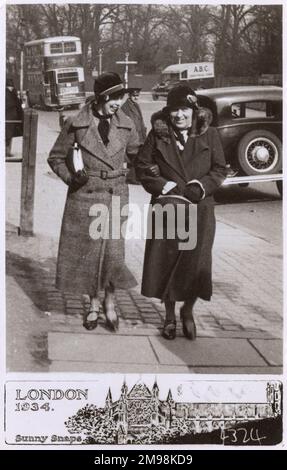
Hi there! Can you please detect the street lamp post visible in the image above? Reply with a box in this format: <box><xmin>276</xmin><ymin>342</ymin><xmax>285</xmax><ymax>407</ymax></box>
<box><xmin>99</xmin><ymin>48</ymin><xmax>103</xmax><ymax>75</ymax></box>
<box><xmin>19</xmin><ymin>17</ymin><xmax>27</xmax><ymax>101</ymax></box>
<box><xmin>116</xmin><ymin>52</ymin><xmax>137</xmax><ymax>88</ymax></box>
<box><xmin>20</xmin><ymin>48</ymin><xmax>24</xmax><ymax>100</ymax></box>
<box><xmin>176</xmin><ymin>48</ymin><xmax>183</xmax><ymax>65</ymax></box>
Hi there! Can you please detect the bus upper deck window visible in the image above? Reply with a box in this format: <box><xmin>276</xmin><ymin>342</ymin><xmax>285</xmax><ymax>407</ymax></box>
<box><xmin>64</xmin><ymin>42</ymin><xmax>76</xmax><ymax>53</ymax></box>
<box><xmin>50</xmin><ymin>43</ymin><xmax>63</xmax><ymax>54</ymax></box>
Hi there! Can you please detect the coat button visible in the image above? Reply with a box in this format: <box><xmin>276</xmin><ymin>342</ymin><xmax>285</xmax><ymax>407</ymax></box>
<box><xmin>108</xmin><ymin>188</ymin><xmax>113</xmax><ymax>194</ymax></box>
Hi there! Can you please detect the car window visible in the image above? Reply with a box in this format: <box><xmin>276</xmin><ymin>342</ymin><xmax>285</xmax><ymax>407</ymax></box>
<box><xmin>231</xmin><ymin>103</ymin><xmax>242</xmax><ymax>118</ymax></box>
<box><xmin>231</xmin><ymin>101</ymin><xmax>280</xmax><ymax>119</ymax></box>
<box><xmin>245</xmin><ymin>101</ymin><xmax>266</xmax><ymax>118</ymax></box>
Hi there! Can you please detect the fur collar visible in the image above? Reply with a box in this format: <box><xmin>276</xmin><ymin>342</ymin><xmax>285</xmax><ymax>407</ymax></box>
<box><xmin>151</xmin><ymin>107</ymin><xmax>211</xmax><ymax>143</ymax></box>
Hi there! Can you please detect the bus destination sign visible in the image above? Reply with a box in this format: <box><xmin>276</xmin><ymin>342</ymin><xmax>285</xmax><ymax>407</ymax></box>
<box><xmin>45</xmin><ymin>55</ymin><xmax>82</xmax><ymax>69</ymax></box>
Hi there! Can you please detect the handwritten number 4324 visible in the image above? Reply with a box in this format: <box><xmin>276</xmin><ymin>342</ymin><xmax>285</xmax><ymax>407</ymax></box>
<box><xmin>221</xmin><ymin>427</ymin><xmax>266</xmax><ymax>446</ymax></box>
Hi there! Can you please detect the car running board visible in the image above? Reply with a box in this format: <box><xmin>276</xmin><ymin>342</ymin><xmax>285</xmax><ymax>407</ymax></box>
<box><xmin>223</xmin><ymin>173</ymin><xmax>283</xmax><ymax>185</ymax></box>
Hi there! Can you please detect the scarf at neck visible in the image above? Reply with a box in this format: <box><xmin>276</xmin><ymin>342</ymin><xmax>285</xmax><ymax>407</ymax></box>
<box><xmin>92</xmin><ymin>106</ymin><xmax>111</xmax><ymax>146</ymax></box>
<box><xmin>173</xmin><ymin>127</ymin><xmax>191</xmax><ymax>150</ymax></box>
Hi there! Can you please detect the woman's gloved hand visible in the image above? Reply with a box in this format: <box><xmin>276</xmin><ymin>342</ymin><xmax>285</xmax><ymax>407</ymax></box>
<box><xmin>184</xmin><ymin>183</ymin><xmax>203</xmax><ymax>203</ymax></box>
<box><xmin>69</xmin><ymin>169</ymin><xmax>89</xmax><ymax>188</ymax></box>
<box><xmin>146</xmin><ymin>164</ymin><xmax>160</xmax><ymax>177</ymax></box>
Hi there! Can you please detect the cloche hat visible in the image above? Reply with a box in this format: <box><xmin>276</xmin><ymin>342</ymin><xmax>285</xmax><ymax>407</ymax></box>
<box><xmin>166</xmin><ymin>84</ymin><xmax>198</xmax><ymax>110</ymax></box>
<box><xmin>93</xmin><ymin>72</ymin><xmax>126</xmax><ymax>101</ymax></box>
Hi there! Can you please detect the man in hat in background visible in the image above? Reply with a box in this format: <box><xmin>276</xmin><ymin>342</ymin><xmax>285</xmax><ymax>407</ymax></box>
<box><xmin>48</xmin><ymin>72</ymin><xmax>140</xmax><ymax>332</ymax></box>
<box><xmin>121</xmin><ymin>87</ymin><xmax>147</xmax><ymax>184</ymax></box>
<box><xmin>5</xmin><ymin>77</ymin><xmax>23</xmax><ymax>157</ymax></box>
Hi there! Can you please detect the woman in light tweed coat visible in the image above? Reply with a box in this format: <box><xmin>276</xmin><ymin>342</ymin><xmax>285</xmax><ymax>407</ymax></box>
<box><xmin>48</xmin><ymin>73</ymin><xmax>139</xmax><ymax>331</ymax></box>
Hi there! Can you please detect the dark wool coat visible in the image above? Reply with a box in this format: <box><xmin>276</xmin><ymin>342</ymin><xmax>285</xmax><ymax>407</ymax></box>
<box><xmin>5</xmin><ymin>87</ymin><xmax>23</xmax><ymax>141</ymax></box>
<box><xmin>135</xmin><ymin>108</ymin><xmax>227</xmax><ymax>301</ymax></box>
<box><xmin>121</xmin><ymin>98</ymin><xmax>147</xmax><ymax>144</ymax></box>
<box><xmin>48</xmin><ymin>104</ymin><xmax>140</xmax><ymax>296</ymax></box>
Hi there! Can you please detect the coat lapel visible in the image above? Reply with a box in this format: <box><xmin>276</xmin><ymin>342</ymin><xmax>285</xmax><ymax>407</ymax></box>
<box><xmin>181</xmin><ymin>134</ymin><xmax>209</xmax><ymax>174</ymax></box>
<box><xmin>106</xmin><ymin>109</ymin><xmax>133</xmax><ymax>159</ymax></box>
<box><xmin>106</xmin><ymin>120</ymin><xmax>127</xmax><ymax>159</ymax></box>
<box><xmin>155</xmin><ymin>130</ymin><xmax>188</xmax><ymax>182</ymax></box>
<box><xmin>71</xmin><ymin>105</ymin><xmax>115</xmax><ymax>169</ymax></box>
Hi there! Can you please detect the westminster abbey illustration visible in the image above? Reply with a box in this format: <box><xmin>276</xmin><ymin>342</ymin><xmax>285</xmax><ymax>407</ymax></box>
<box><xmin>105</xmin><ymin>380</ymin><xmax>281</xmax><ymax>444</ymax></box>
<box><xmin>65</xmin><ymin>381</ymin><xmax>282</xmax><ymax>445</ymax></box>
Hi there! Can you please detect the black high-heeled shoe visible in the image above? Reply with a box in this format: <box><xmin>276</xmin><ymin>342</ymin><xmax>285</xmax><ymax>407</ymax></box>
<box><xmin>162</xmin><ymin>320</ymin><xmax>177</xmax><ymax>340</ymax></box>
<box><xmin>83</xmin><ymin>305</ymin><xmax>99</xmax><ymax>331</ymax></box>
<box><xmin>180</xmin><ymin>307</ymin><xmax>197</xmax><ymax>340</ymax></box>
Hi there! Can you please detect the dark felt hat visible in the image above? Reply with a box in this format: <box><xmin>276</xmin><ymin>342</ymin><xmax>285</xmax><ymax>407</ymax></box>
<box><xmin>166</xmin><ymin>84</ymin><xmax>198</xmax><ymax>110</ymax></box>
<box><xmin>93</xmin><ymin>72</ymin><xmax>126</xmax><ymax>98</ymax></box>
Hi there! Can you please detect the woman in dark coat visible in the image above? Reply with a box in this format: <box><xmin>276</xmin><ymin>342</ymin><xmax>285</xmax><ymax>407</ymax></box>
<box><xmin>136</xmin><ymin>85</ymin><xmax>227</xmax><ymax>340</ymax></box>
<box><xmin>48</xmin><ymin>72</ymin><xmax>139</xmax><ymax>331</ymax></box>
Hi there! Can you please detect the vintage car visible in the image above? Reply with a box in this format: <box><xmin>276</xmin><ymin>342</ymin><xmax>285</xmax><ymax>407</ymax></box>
<box><xmin>152</xmin><ymin>77</ymin><xmax>214</xmax><ymax>101</ymax></box>
<box><xmin>152</xmin><ymin>80</ymin><xmax>180</xmax><ymax>100</ymax></box>
<box><xmin>196</xmin><ymin>86</ymin><xmax>282</xmax><ymax>178</ymax></box>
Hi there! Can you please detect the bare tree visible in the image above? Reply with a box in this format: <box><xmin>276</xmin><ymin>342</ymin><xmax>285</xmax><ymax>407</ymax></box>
<box><xmin>209</xmin><ymin>4</ymin><xmax>281</xmax><ymax>76</ymax></box>
<box><xmin>163</xmin><ymin>5</ymin><xmax>211</xmax><ymax>63</ymax></box>
<box><xmin>6</xmin><ymin>4</ymin><xmax>282</xmax><ymax>85</ymax></box>
<box><xmin>109</xmin><ymin>4</ymin><xmax>166</xmax><ymax>73</ymax></box>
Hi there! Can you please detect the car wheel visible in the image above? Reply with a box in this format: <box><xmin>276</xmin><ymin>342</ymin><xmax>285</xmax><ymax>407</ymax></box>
<box><xmin>237</xmin><ymin>130</ymin><xmax>282</xmax><ymax>175</ymax></box>
<box><xmin>152</xmin><ymin>94</ymin><xmax>158</xmax><ymax>101</ymax></box>
<box><xmin>276</xmin><ymin>180</ymin><xmax>282</xmax><ymax>198</ymax></box>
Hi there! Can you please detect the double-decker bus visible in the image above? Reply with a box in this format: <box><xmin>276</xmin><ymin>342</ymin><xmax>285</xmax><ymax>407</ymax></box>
<box><xmin>24</xmin><ymin>36</ymin><xmax>85</xmax><ymax>109</ymax></box>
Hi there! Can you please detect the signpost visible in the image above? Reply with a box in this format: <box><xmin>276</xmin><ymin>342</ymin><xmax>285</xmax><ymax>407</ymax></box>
<box><xmin>116</xmin><ymin>52</ymin><xmax>137</xmax><ymax>88</ymax></box>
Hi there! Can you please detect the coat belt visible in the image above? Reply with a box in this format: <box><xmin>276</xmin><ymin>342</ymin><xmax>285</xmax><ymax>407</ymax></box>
<box><xmin>87</xmin><ymin>168</ymin><xmax>128</xmax><ymax>180</ymax></box>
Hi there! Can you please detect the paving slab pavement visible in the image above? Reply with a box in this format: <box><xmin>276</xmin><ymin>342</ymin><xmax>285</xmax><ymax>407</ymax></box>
<box><xmin>47</xmin><ymin>330</ymin><xmax>278</xmax><ymax>374</ymax></box>
<box><xmin>249</xmin><ymin>339</ymin><xmax>283</xmax><ymax>366</ymax></box>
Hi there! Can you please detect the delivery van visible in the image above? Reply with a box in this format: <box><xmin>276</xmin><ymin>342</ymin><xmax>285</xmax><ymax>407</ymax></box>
<box><xmin>152</xmin><ymin>62</ymin><xmax>215</xmax><ymax>100</ymax></box>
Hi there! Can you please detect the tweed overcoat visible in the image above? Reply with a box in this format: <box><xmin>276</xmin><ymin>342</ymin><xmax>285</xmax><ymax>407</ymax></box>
<box><xmin>135</xmin><ymin>109</ymin><xmax>227</xmax><ymax>301</ymax></box>
<box><xmin>48</xmin><ymin>104</ymin><xmax>139</xmax><ymax>296</ymax></box>
<box><xmin>121</xmin><ymin>97</ymin><xmax>147</xmax><ymax>144</ymax></box>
